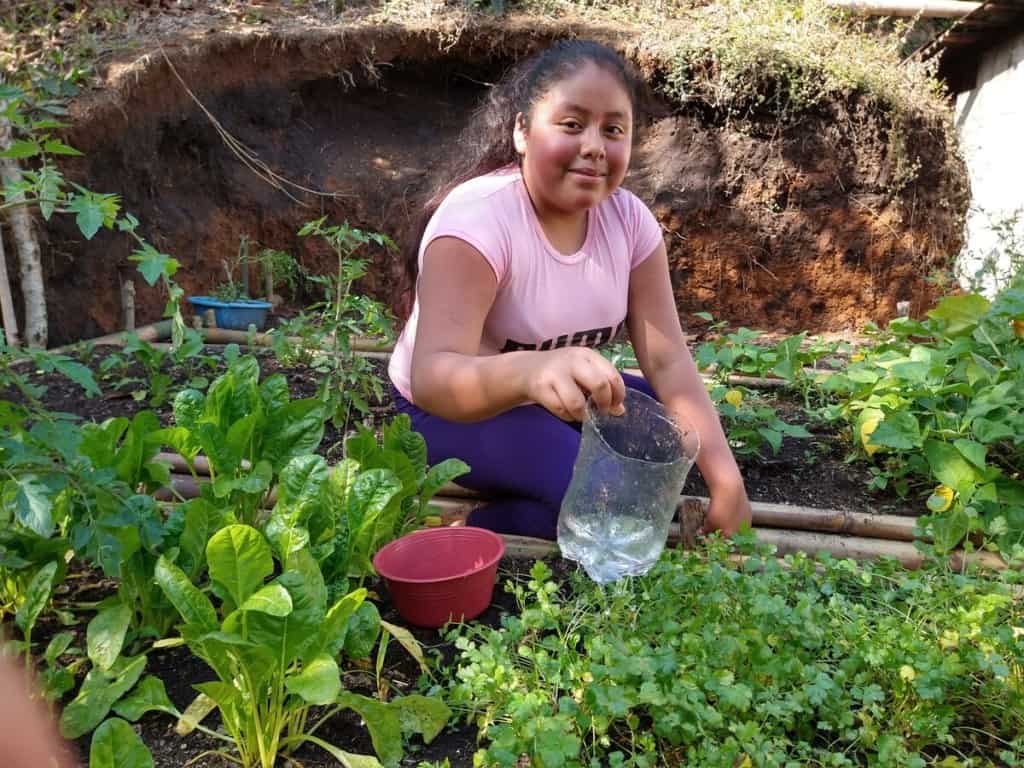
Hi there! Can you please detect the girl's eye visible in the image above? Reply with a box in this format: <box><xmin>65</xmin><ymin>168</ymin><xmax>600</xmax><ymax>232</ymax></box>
<box><xmin>561</xmin><ymin>120</ymin><xmax>583</xmax><ymax>130</ymax></box>
<box><xmin>605</xmin><ymin>125</ymin><xmax>625</xmax><ymax>136</ymax></box>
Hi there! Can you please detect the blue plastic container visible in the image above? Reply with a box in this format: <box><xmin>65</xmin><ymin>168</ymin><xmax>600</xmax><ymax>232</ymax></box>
<box><xmin>187</xmin><ymin>296</ymin><xmax>272</xmax><ymax>331</ymax></box>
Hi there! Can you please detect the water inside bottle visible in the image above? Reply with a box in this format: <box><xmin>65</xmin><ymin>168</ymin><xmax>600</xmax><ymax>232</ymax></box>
<box><xmin>557</xmin><ymin>389</ymin><xmax>699</xmax><ymax>584</ymax></box>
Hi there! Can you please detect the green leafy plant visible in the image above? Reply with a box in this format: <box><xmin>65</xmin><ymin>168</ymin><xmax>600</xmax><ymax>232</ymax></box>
<box><xmin>38</xmin><ymin>631</ymin><xmax>83</xmax><ymax>703</ymax></box>
<box><xmin>264</xmin><ymin>415</ymin><xmax>469</xmax><ymax>601</ymax></box>
<box><xmin>157</xmin><ymin>349</ymin><xmax>327</xmax><ymax>528</ymax></box>
<box><xmin>98</xmin><ymin>329</ymin><xmax>218</xmax><ymax>402</ymax></box>
<box><xmin>211</xmin><ymin>233</ymin><xmax>254</xmax><ymax>302</ymax></box>
<box><xmin>89</xmin><ymin>717</ymin><xmax>154</xmax><ymax>768</ymax></box>
<box><xmin>709</xmin><ymin>384</ymin><xmax>812</xmax><ymax>456</ymax></box>
<box><xmin>822</xmin><ymin>287</ymin><xmax>1024</xmax><ymax>559</ymax></box>
<box><xmin>254</xmin><ymin>245</ymin><xmax>304</xmax><ymax>301</ymax></box>
<box><xmin>296</xmin><ymin>217</ymin><xmax>396</xmax><ymax>432</ymax></box>
<box><xmin>446</xmin><ymin>542</ymin><xmax>1024</xmax><ymax>767</ymax></box>
<box><xmin>154</xmin><ymin>524</ymin><xmax>450</xmax><ymax>768</ymax></box>
<box><xmin>694</xmin><ymin>313</ymin><xmax>840</xmax><ymax>409</ymax></box>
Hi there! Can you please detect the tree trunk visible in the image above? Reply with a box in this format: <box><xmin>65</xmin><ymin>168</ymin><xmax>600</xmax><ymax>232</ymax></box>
<box><xmin>0</xmin><ymin>109</ymin><xmax>47</xmax><ymax>348</ymax></box>
<box><xmin>0</xmin><ymin>221</ymin><xmax>21</xmax><ymax>346</ymax></box>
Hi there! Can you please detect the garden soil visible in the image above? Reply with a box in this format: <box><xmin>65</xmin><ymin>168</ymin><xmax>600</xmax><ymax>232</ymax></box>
<box><xmin>10</xmin><ymin>2</ymin><xmax>967</xmax><ymax>345</ymax></box>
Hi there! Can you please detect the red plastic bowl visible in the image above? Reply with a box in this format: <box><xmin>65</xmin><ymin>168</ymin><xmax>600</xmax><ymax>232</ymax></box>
<box><xmin>373</xmin><ymin>527</ymin><xmax>505</xmax><ymax>628</ymax></box>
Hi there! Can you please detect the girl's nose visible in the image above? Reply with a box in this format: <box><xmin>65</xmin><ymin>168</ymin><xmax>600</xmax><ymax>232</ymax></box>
<box><xmin>580</xmin><ymin>127</ymin><xmax>606</xmax><ymax>159</ymax></box>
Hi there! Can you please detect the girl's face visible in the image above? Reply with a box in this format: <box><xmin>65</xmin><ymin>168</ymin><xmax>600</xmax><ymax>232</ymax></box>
<box><xmin>514</xmin><ymin>61</ymin><xmax>633</xmax><ymax>218</ymax></box>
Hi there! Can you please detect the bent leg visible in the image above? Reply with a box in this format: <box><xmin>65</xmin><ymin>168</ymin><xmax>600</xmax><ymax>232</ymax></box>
<box><xmin>392</xmin><ymin>374</ymin><xmax>660</xmax><ymax>540</ymax></box>
<box><xmin>394</xmin><ymin>391</ymin><xmax>580</xmax><ymax>539</ymax></box>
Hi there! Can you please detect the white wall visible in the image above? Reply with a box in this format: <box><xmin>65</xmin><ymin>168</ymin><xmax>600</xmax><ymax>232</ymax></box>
<box><xmin>954</xmin><ymin>30</ymin><xmax>1024</xmax><ymax>294</ymax></box>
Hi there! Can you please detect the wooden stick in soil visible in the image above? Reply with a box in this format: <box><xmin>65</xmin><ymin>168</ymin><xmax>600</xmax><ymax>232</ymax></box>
<box><xmin>121</xmin><ymin>279</ymin><xmax>135</xmax><ymax>332</ymax></box>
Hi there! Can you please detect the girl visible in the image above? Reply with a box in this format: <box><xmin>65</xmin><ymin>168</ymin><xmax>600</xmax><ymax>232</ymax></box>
<box><xmin>389</xmin><ymin>39</ymin><xmax>751</xmax><ymax>540</ymax></box>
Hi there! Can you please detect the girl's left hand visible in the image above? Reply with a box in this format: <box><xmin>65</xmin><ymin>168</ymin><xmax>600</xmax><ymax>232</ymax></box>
<box><xmin>701</xmin><ymin>478</ymin><xmax>752</xmax><ymax>537</ymax></box>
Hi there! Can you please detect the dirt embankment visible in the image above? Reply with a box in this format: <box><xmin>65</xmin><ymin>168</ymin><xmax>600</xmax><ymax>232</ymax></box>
<box><xmin>33</xmin><ymin>18</ymin><xmax>967</xmax><ymax>344</ymax></box>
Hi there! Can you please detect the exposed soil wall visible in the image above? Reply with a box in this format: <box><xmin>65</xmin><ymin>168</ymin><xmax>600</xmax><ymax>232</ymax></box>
<box><xmin>30</xmin><ymin>20</ymin><xmax>967</xmax><ymax>345</ymax></box>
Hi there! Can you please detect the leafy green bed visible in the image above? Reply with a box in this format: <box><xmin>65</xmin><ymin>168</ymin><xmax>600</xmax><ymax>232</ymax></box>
<box><xmin>444</xmin><ymin>540</ymin><xmax>1024</xmax><ymax>767</ymax></box>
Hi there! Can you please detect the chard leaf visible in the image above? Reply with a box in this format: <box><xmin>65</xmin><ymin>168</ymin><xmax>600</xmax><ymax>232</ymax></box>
<box><xmin>336</xmin><ymin>691</ymin><xmax>403</xmax><ymax>767</ymax></box>
<box><xmin>263</xmin><ymin>399</ymin><xmax>326</xmax><ymax>473</ymax></box>
<box><xmin>345</xmin><ymin>427</ymin><xmax>379</xmax><ymax>465</ymax></box>
<box><xmin>285</xmin><ymin>653</ymin><xmax>341</xmax><ymax>705</ymax></box>
<box><xmin>420</xmin><ymin>458</ymin><xmax>470</xmax><ymax>506</ymax></box>
<box><xmin>60</xmin><ymin>654</ymin><xmax>147</xmax><ymax>739</ymax></box>
<box><xmin>196</xmin><ymin>422</ymin><xmax>241</xmax><ymax>475</ymax></box>
<box><xmin>317</xmin><ymin>588</ymin><xmax>367</xmax><ymax>658</ymax></box>
<box><xmin>344</xmin><ymin>601</ymin><xmax>381</xmax><ymax>661</ymax></box>
<box><xmin>178</xmin><ymin>500</ymin><xmax>231</xmax><ymax>579</ymax></box>
<box><xmin>300</xmin><ymin>736</ymin><xmax>382</xmax><ymax>768</ymax></box>
<box><xmin>15</xmin><ymin>560</ymin><xmax>59</xmax><ymax>636</ymax></box>
<box><xmin>278</xmin><ymin>454</ymin><xmax>329</xmax><ymax>517</ymax></box>
<box><xmin>247</xmin><ymin>563</ymin><xmax>326</xmax><ymax>666</ymax></box>
<box><xmin>349</xmin><ymin>469</ymin><xmax>403</xmax><ymax>539</ymax></box>
<box><xmin>154</xmin><ymin>556</ymin><xmax>217</xmax><ymax>634</ymax></box>
<box><xmin>380</xmin><ymin>620</ymin><xmax>427</xmax><ymax>674</ymax></box>
<box><xmin>172</xmin><ymin>389</ymin><xmax>205</xmax><ymax>430</ymax></box>
<box><xmin>389</xmin><ymin>694</ymin><xmax>451</xmax><ymax>743</ymax></box>
<box><xmin>207</xmin><ymin>525</ymin><xmax>273</xmax><ymax>609</ymax></box>
<box><xmin>89</xmin><ymin>718</ymin><xmax>153</xmax><ymax>768</ymax></box>
<box><xmin>87</xmin><ymin>599</ymin><xmax>132</xmax><ymax>670</ymax></box>
<box><xmin>259</xmin><ymin>373</ymin><xmax>291</xmax><ymax>413</ymax></box>
<box><xmin>112</xmin><ymin>676</ymin><xmax>176</xmax><ymax>721</ymax></box>
<box><xmin>225</xmin><ymin>413</ymin><xmax>258</xmax><ymax>460</ymax></box>
<box><xmin>239</xmin><ymin>583</ymin><xmax>293</xmax><ymax>616</ymax></box>
<box><xmin>174</xmin><ymin>692</ymin><xmax>217</xmax><ymax>736</ymax></box>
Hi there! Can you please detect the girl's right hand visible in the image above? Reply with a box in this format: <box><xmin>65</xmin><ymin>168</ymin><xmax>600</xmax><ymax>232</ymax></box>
<box><xmin>524</xmin><ymin>347</ymin><xmax>626</xmax><ymax>422</ymax></box>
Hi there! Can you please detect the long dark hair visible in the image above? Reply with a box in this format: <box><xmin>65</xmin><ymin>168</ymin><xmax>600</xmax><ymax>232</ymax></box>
<box><xmin>394</xmin><ymin>39</ymin><xmax>639</xmax><ymax>321</ymax></box>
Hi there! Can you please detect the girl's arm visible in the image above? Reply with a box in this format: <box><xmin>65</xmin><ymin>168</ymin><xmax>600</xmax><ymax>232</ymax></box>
<box><xmin>411</xmin><ymin>236</ymin><xmax>625</xmax><ymax>423</ymax></box>
<box><xmin>626</xmin><ymin>241</ymin><xmax>752</xmax><ymax>535</ymax></box>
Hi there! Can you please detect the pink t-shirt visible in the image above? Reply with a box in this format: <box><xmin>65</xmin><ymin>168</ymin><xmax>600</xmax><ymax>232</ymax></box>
<box><xmin>389</xmin><ymin>166</ymin><xmax>664</xmax><ymax>403</ymax></box>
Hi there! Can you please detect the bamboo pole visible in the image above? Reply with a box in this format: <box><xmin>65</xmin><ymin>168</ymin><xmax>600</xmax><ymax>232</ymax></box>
<box><xmin>154</xmin><ymin>451</ymin><xmax>921</xmax><ymax>543</ymax></box>
<box><xmin>152</xmin><ymin>470</ymin><xmax>1008</xmax><ymax>571</ymax></box>
<box><xmin>187</xmin><ymin>326</ymin><xmax>391</xmax><ymax>352</ymax></box>
<box><xmin>49</xmin><ymin>319</ymin><xmax>173</xmax><ymax>353</ymax></box>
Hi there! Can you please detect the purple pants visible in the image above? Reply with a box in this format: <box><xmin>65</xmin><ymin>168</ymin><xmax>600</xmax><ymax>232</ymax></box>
<box><xmin>393</xmin><ymin>373</ymin><xmax>657</xmax><ymax>540</ymax></box>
